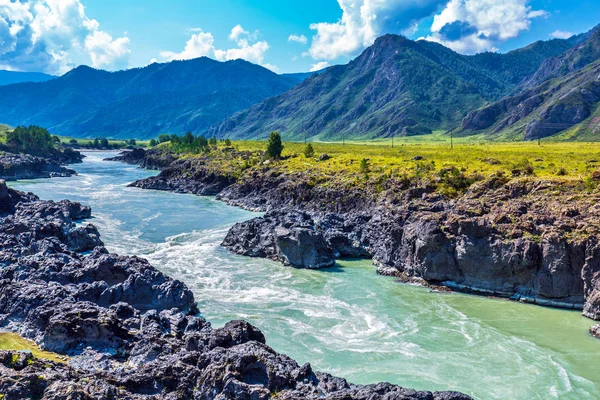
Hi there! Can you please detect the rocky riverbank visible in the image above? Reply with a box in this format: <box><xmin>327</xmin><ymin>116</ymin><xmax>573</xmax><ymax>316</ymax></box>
<box><xmin>105</xmin><ymin>147</ymin><xmax>177</xmax><ymax>170</ymax></box>
<box><xmin>0</xmin><ymin>180</ymin><xmax>469</xmax><ymax>399</ymax></box>
<box><xmin>0</xmin><ymin>148</ymin><xmax>83</xmax><ymax>181</ymax></box>
<box><xmin>120</xmin><ymin>148</ymin><xmax>600</xmax><ymax>338</ymax></box>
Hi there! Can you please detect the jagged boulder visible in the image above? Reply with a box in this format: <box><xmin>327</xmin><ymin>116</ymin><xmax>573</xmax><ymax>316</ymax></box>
<box><xmin>275</xmin><ymin>226</ymin><xmax>335</xmax><ymax>269</ymax></box>
<box><xmin>222</xmin><ymin>210</ymin><xmax>335</xmax><ymax>269</ymax></box>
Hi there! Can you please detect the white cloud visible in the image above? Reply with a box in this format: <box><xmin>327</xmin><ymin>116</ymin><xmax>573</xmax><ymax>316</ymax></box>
<box><xmin>310</xmin><ymin>61</ymin><xmax>329</xmax><ymax>72</ymax></box>
<box><xmin>288</xmin><ymin>34</ymin><xmax>307</xmax><ymax>44</ymax></box>
<box><xmin>550</xmin><ymin>30</ymin><xmax>573</xmax><ymax>39</ymax></box>
<box><xmin>85</xmin><ymin>30</ymin><xmax>130</xmax><ymax>70</ymax></box>
<box><xmin>0</xmin><ymin>0</ymin><xmax>131</xmax><ymax>74</ymax></box>
<box><xmin>308</xmin><ymin>0</ymin><xmax>446</xmax><ymax>60</ymax></box>
<box><xmin>160</xmin><ymin>25</ymin><xmax>277</xmax><ymax>72</ymax></box>
<box><xmin>229</xmin><ymin>24</ymin><xmax>249</xmax><ymax>41</ymax></box>
<box><xmin>160</xmin><ymin>31</ymin><xmax>215</xmax><ymax>61</ymax></box>
<box><xmin>422</xmin><ymin>0</ymin><xmax>548</xmax><ymax>53</ymax></box>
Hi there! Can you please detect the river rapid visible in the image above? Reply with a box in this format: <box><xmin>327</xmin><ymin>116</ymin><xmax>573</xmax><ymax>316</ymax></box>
<box><xmin>9</xmin><ymin>151</ymin><xmax>600</xmax><ymax>400</ymax></box>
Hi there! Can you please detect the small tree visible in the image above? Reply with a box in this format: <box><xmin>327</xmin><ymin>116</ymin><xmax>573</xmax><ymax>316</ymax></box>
<box><xmin>183</xmin><ymin>132</ymin><xmax>194</xmax><ymax>145</ymax></box>
<box><xmin>100</xmin><ymin>137</ymin><xmax>109</xmax><ymax>148</ymax></box>
<box><xmin>158</xmin><ymin>134</ymin><xmax>171</xmax><ymax>143</ymax></box>
<box><xmin>303</xmin><ymin>143</ymin><xmax>315</xmax><ymax>158</ymax></box>
<box><xmin>266</xmin><ymin>131</ymin><xmax>283</xmax><ymax>159</ymax></box>
<box><xmin>69</xmin><ymin>139</ymin><xmax>78</xmax><ymax>146</ymax></box>
<box><xmin>209</xmin><ymin>136</ymin><xmax>218</xmax><ymax>147</ymax></box>
<box><xmin>360</xmin><ymin>158</ymin><xmax>370</xmax><ymax>179</ymax></box>
<box><xmin>149</xmin><ymin>138</ymin><xmax>157</xmax><ymax>147</ymax></box>
<box><xmin>93</xmin><ymin>138</ymin><xmax>100</xmax><ymax>148</ymax></box>
<box><xmin>128</xmin><ymin>138</ymin><xmax>137</xmax><ymax>146</ymax></box>
<box><xmin>224</xmin><ymin>138</ymin><xmax>232</xmax><ymax>147</ymax></box>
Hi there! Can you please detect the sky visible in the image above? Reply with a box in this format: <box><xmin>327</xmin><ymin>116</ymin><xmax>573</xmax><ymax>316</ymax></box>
<box><xmin>0</xmin><ymin>0</ymin><xmax>598</xmax><ymax>75</ymax></box>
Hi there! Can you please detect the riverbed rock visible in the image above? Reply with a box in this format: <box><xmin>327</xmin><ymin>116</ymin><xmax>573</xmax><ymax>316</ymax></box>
<box><xmin>591</xmin><ymin>324</ymin><xmax>600</xmax><ymax>339</ymax></box>
<box><xmin>275</xmin><ymin>226</ymin><xmax>336</xmax><ymax>269</ymax></box>
<box><xmin>0</xmin><ymin>152</ymin><xmax>77</xmax><ymax>181</ymax></box>
<box><xmin>105</xmin><ymin>148</ymin><xmax>177</xmax><ymax>170</ymax></box>
<box><xmin>223</xmin><ymin>210</ymin><xmax>335</xmax><ymax>269</ymax></box>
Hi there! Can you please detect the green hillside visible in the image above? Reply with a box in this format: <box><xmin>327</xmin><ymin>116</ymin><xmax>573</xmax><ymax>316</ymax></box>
<box><xmin>206</xmin><ymin>33</ymin><xmax>578</xmax><ymax>141</ymax></box>
<box><xmin>461</xmin><ymin>28</ymin><xmax>600</xmax><ymax>141</ymax></box>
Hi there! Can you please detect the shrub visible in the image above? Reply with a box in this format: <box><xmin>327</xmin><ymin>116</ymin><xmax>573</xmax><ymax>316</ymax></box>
<box><xmin>266</xmin><ymin>132</ymin><xmax>283</xmax><ymax>159</ymax></box>
<box><xmin>304</xmin><ymin>143</ymin><xmax>315</xmax><ymax>158</ymax></box>
<box><xmin>158</xmin><ymin>134</ymin><xmax>171</xmax><ymax>143</ymax></box>
<box><xmin>224</xmin><ymin>139</ymin><xmax>232</xmax><ymax>147</ymax></box>
<box><xmin>149</xmin><ymin>139</ymin><xmax>157</xmax><ymax>147</ymax></box>
<box><xmin>585</xmin><ymin>176</ymin><xmax>597</xmax><ymax>192</ymax></box>
<box><xmin>360</xmin><ymin>158</ymin><xmax>370</xmax><ymax>174</ymax></box>
<box><xmin>556</xmin><ymin>167</ymin><xmax>568</xmax><ymax>176</ymax></box>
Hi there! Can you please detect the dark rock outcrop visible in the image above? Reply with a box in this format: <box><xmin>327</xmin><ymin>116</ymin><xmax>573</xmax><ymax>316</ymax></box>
<box><xmin>0</xmin><ymin>153</ymin><xmax>77</xmax><ymax>180</ymax></box>
<box><xmin>223</xmin><ymin>211</ymin><xmax>336</xmax><ymax>268</ymax></box>
<box><xmin>591</xmin><ymin>324</ymin><xmax>600</xmax><ymax>339</ymax></box>
<box><xmin>130</xmin><ymin>157</ymin><xmax>237</xmax><ymax>195</ymax></box>
<box><xmin>105</xmin><ymin>148</ymin><xmax>176</xmax><ymax>170</ymax></box>
<box><xmin>0</xmin><ymin>185</ymin><xmax>469</xmax><ymax>399</ymax></box>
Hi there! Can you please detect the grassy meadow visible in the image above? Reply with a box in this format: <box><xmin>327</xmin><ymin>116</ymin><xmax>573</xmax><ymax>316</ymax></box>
<box><xmin>154</xmin><ymin>136</ymin><xmax>600</xmax><ymax>199</ymax></box>
<box><xmin>227</xmin><ymin>139</ymin><xmax>600</xmax><ymax>180</ymax></box>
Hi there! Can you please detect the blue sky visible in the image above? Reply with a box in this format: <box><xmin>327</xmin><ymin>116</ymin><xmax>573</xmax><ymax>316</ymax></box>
<box><xmin>0</xmin><ymin>0</ymin><xmax>599</xmax><ymax>75</ymax></box>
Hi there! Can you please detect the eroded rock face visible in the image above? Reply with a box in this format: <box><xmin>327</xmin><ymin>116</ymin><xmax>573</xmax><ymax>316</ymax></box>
<box><xmin>217</xmin><ymin>176</ymin><xmax>600</xmax><ymax>324</ymax></box>
<box><xmin>223</xmin><ymin>211</ymin><xmax>335</xmax><ymax>268</ymax></box>
<box><xmin>591</xmin><ymin>324</ymin><xmax>600</xmax><ymax>339</ymax></box>
<box><xmin>0</xmin><ymin>185</ymin><xmax>470</xmax><ymax>399</ymax></box>
<box><xmin>105</xmin><ymin>148</ymin><xmax>177</xmax><ymax>170</ymax></box>
<box><xmin>0</xmin><ymin>153</ymin><xmax>77</xmax><ymax>181</ymax></box>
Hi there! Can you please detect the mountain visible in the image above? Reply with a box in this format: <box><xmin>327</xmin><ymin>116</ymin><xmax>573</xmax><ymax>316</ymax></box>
<box><xmin>0</xmin><ymin>70</ymin><xmax>54</xmax><ymax>86</ymax></box>
<box><xmin>207</xmin><ymin>34</ymin><xmax>578</xmax><ymax>141</ymax></box>
<box><xmin>0</xmin><ymin>58</ymin><xmax>304</xmax><ymax>139</ymax></box>
<box><xmin>461</xmin><ymin>27</ymin><xmax>600</xmax><ymax>140</ymax></box>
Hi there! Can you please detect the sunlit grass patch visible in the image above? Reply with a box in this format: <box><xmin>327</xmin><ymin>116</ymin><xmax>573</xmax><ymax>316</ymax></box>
<box><xmin>0</xmin><ymin>332</ymin><xmax>67</xmax><ymax>364</ymax></box>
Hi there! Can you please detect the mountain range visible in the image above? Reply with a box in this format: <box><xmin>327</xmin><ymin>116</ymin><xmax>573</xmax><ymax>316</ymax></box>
<box><xmin>207</xmin><ymin>31</ymin><xmax>591</xmax><ymax>141</ymax></box>
<box><xmin>461</xmin><ymin>27</ymin><xmax>600</xmax><ymax>140</ymax></box>
<box><xmin>0</xmin><ymin>58</ymin><xmax>305</xmax><ymax>139</ymax></box>
<box><xmin>0</xmin><ymin>70</ymin><xmax>54</xmax><ymax>86</ymax></box>
<box><xmin>1</xmin><ymin>26</ymin><xmax>600</xmax><ymax>141</ymax></box>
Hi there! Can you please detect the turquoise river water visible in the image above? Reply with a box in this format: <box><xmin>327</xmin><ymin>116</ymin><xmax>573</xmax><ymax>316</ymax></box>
<box><xmin>9</xmin><ymin>151</ymin><xmax>600</xmax><ymax>400</ymax></box>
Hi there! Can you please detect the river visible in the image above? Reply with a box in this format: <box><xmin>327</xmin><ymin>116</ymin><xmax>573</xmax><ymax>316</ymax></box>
<box><xmin>8</xmin><ymin>151</ymin><xmax>600</xmax><ymax>400</ymax></box>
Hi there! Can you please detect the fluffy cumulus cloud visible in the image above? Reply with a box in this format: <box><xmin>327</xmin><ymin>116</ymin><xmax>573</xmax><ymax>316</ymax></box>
<box><xmin>160</xmin><ymin>31</ymin><xmax>215</xmax><ymax>61</ymax></box>
<box><xmin>160</xmin><ymin>25</ymin><xmax>277</xmax><ymax>72</ymax></box>
<box><xmin>422</xmin><ymin>0</ymin><xmax>548</xmax><ymax>53</ymax></box>
<box><xmin>0</xmin><ymin>0</ymin><xmax>130</xmax><ymax>74</ymax></box>
<box><xmin>308</xmin><ymin>0</ymin><xmax>447</xmax><ymax>60</ymax></box>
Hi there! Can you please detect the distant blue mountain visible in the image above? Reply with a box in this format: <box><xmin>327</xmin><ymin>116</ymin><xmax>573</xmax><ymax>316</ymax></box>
<box><xmin>0</xmin><ymin>58</ymin><xmax>307</xmax><ymax>139</ymax></box>
<box><xmin>0</xmin><ymin>70</ymin><xmax>54</xmax><ymax>86</ymax></box>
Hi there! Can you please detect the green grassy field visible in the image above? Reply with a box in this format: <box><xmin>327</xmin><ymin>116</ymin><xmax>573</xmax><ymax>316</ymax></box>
<box><xmin>228</xmin><ymin>139</ymin><xmax>600</xmax><ymax>179</ymax></box>
<box><xmin>160</xmin><ymin>138</ymin><xmax>600</xmax><ymax>199</ymax></box>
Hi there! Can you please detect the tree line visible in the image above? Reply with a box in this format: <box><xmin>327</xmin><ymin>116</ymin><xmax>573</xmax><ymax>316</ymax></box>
<box><xmin>2</xmin><ymin>125</ymin><xmax>60</xmax><ymax>157</ymax></box>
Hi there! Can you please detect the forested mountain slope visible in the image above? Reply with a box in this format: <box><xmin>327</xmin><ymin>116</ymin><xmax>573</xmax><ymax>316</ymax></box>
<box><xmin>0</xmin><ymin>58</ymin><xmax>302</xmax><ymax>139</ymax></box>
<box><xmin>207</xmin><ymin>33</ymin><xmax>579</xmax><ymax>141</ymax></box>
